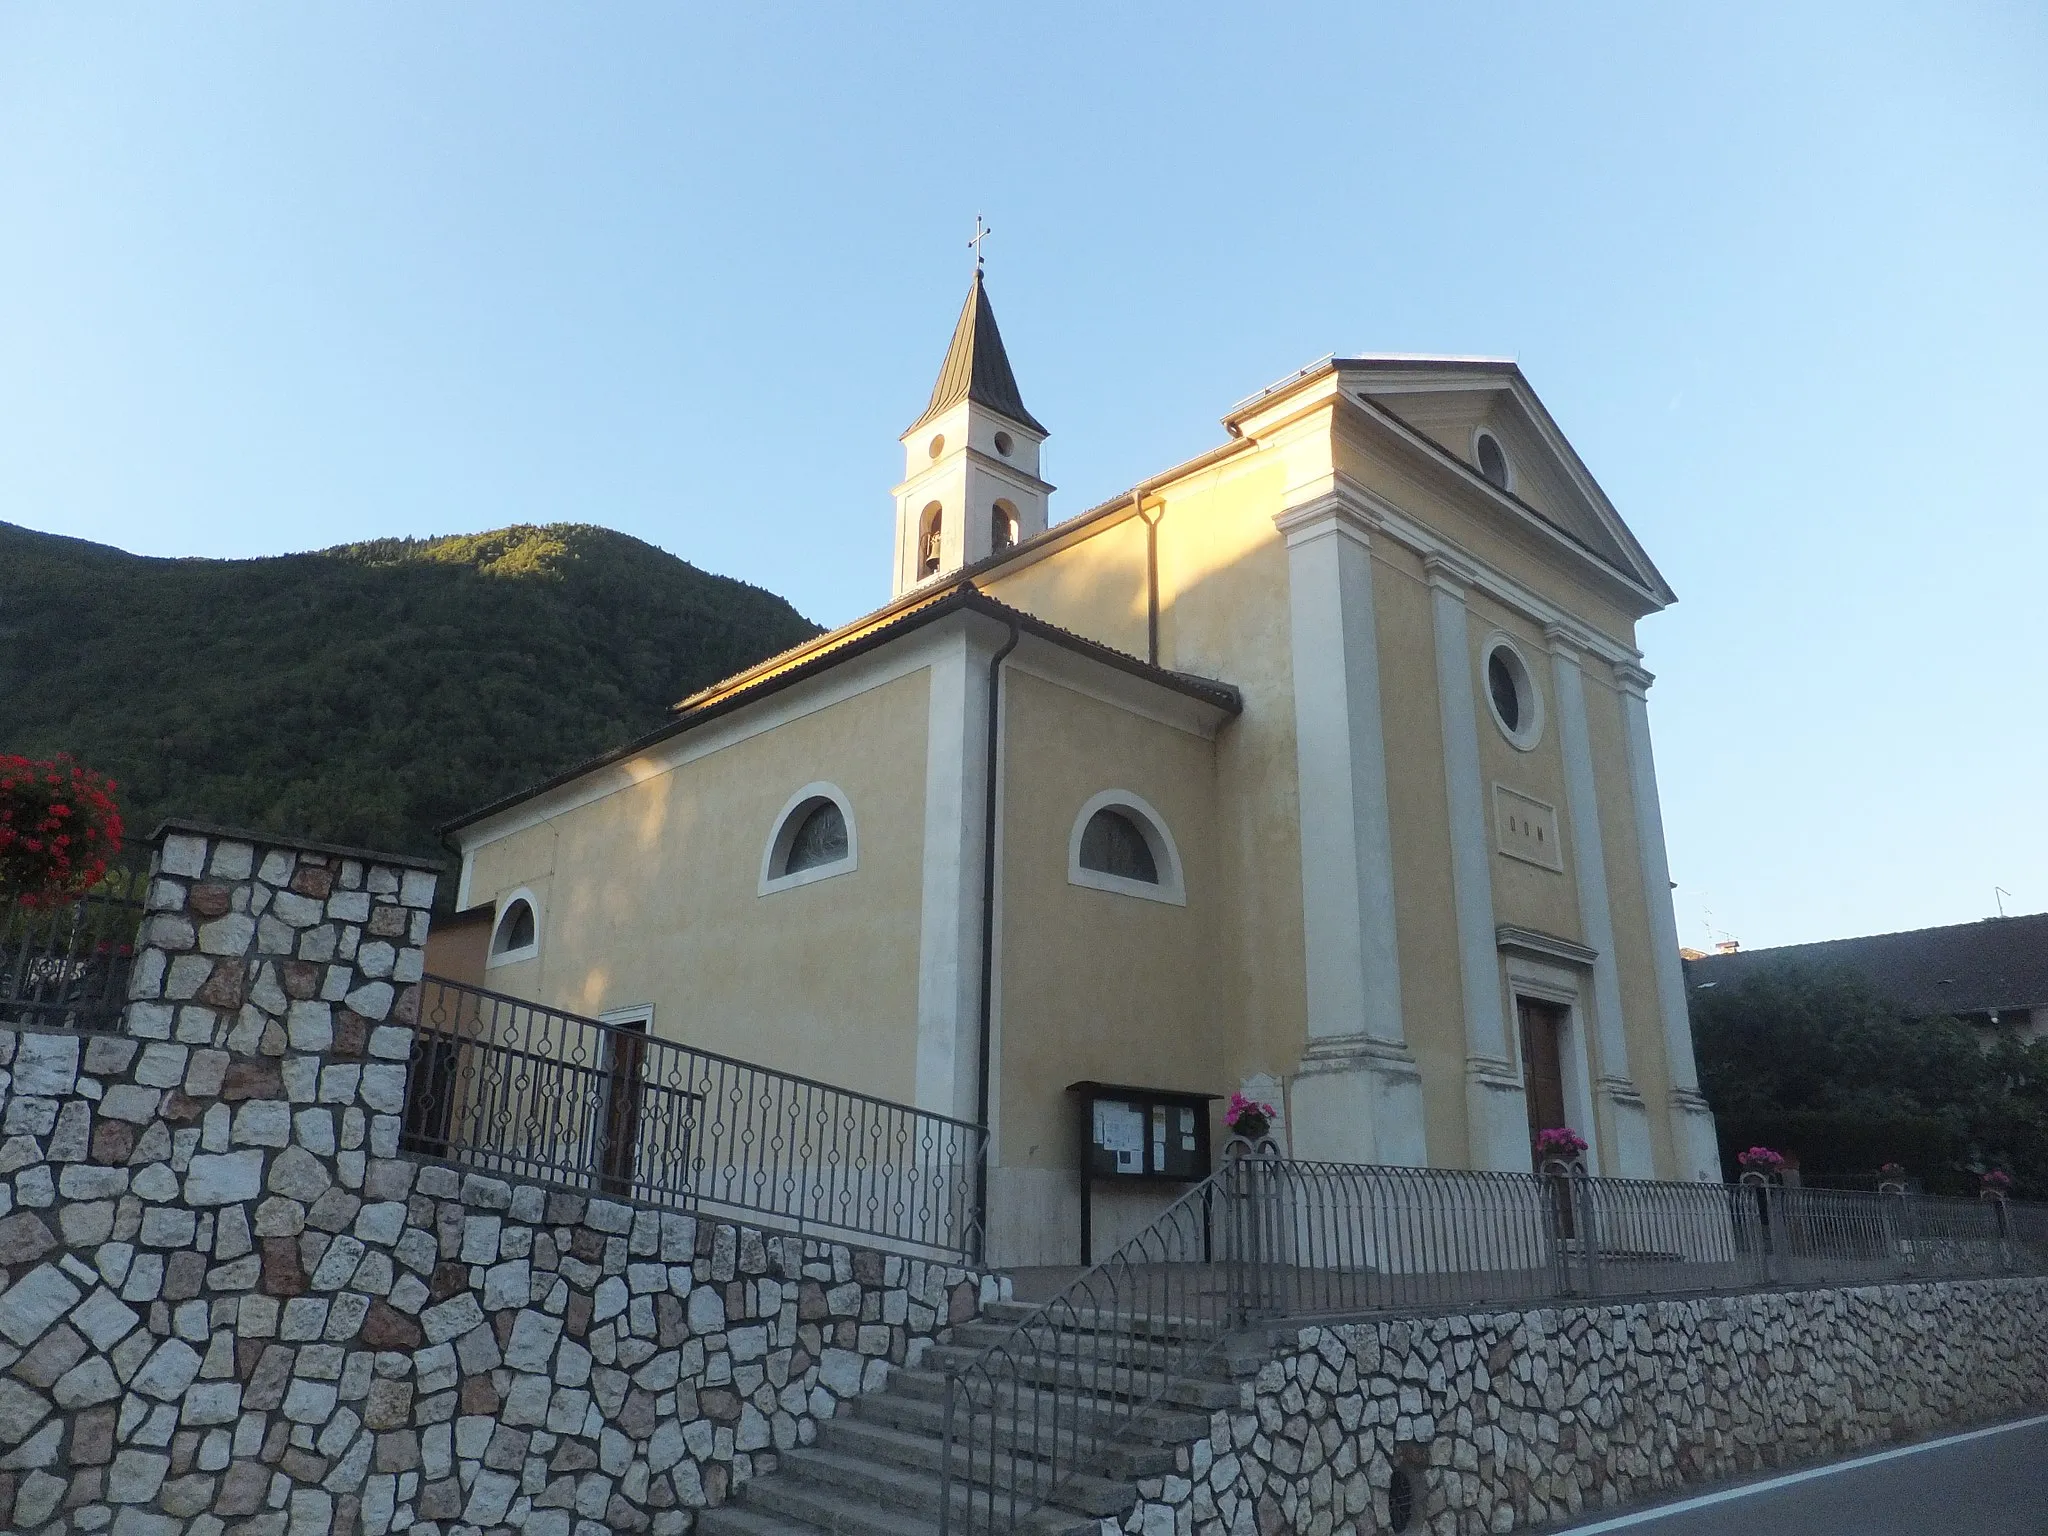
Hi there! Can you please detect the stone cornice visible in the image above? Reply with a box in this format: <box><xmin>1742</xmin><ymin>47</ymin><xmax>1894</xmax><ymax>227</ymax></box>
<box><xmin>1306</xmin><ymin>472</ymin><xmax>1644</xmax><ymax>671</ymax></box>
<box><xmin>1271</xmin><ymin>482</ymin><xmax>1381</xmax><ymax>547</ymax></box>
<box><xmin>1614</xmin><ymin>662</ymin><xmax>1656</xmax><ymax>698</ymax></box>
<box><xmin>1496</xmin><ymin>924</ymin><xmax>1600</xmax><ymax>968</ymax></box>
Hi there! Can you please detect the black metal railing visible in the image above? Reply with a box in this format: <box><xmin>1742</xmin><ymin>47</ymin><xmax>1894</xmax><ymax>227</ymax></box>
<box><xmin>937</xmin><ymin>1150</ymin><xmax>2048</xmax><ymax>1535</ymax></box>
<box><xmin>403</xmin><ymin>974</ymin><xmax>985</xmax><ymax>1260</ymax></box>
<box><xmin>0</xmin><ymin>843</ymin><xmax>149</xmax><ymax>1032</ymax></box>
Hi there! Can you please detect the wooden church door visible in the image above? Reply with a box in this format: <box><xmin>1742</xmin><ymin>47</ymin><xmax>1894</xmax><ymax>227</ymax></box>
<box><xmin>1517</xmin><ymin>998</ymin><xmax>1570</xmax><ymax>1169</ymax></box>
<box><xmin>598</xmin><ymin>1017</ymin><xmax>648</xmax><ymax>1197</ymax></box>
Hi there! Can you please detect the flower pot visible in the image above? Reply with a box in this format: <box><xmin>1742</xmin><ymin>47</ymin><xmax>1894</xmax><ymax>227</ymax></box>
<box><xmin>1230</xmin><ymin>1113</ymin><xmax>1270</xmax><ymax>1141</ymax></box>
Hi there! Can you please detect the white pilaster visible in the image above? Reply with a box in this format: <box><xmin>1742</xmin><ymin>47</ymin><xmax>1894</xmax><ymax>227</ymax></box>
<box><xmin>914</xmin><ymin>631</ymin><xmax>991</xmax><ymax>1122</ymax></box>
<box><xmin>1615</xmin><ymin>664</ymin><xmax>1721</xmax><ymax>1181</ymax></box>
<box><xmin>1547</xmin><ymin>628</ymin><xmax>1654</xmax><ymax>1178</ymax></box>
<box><xmin>1275</xmin><ymin>491</ymin><xmax>1425</xmax><ymax>1167</ymax></box>
<box><xmin>1425</xmin><ymin>557</ymin><xmax>1526</xmax><ymax>1171</ymax></box>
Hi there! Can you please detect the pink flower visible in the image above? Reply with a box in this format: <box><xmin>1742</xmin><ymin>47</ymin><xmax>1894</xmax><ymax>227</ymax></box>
<box><xmin>1535</xmin><ymin>1127</ymin><xmax>1588</xmax><ymax>1156</ymax></box>
<box><xmin>1738</xmin><ymin>1146</ymin><xmax>1786</xmax><ymax>1171</ymax></box>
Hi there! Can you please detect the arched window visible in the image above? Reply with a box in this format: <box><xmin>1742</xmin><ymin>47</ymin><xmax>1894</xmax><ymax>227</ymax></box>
<box><xmin>486</xmin><ymin>891</ymin><xmax>540</xmax><ymax>967</ymax></box>
<box><xmin>991</xmin><ymin>500</ymin><xmax>1019</xmax><ymax>554</ymax></box>
<box><xmin>1067</xmin><ymin>791</ymin><xmax>1186</xmax><ymax>905</ymax></box>
<box><xmin>918</xmin><ymin>502</ymin><xmax>944</xmax><ymax>579</ymax></box>
<box><xmin>761</xmin><ymin>784</ymin><xmax>859</xmax><ymax>893</ymax></box>
<box><xmin>1079</xmin><ymin>810</ymin><xmax>1156</xmax><ymax>883</ymax></box>
<box><xmin>784</xmin><ymin>800</ymin><xmax>847</xmax><ymax>873</ymax></box>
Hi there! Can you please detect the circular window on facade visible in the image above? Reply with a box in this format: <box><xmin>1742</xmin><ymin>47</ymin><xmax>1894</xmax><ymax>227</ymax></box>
<box><xmin>928</xmin><ymin>433</ymin><xmax>945</xmax><ymax>460</ymax></box>
<box><xmin>993</xmin><ymin>430</ymin><xmax>1014</xmax><ymax>457</ymax></box>
<box><xmin>1474</xmin><ymin>429</ymin><xmax>1510</xmax><ymax>491</ymax></box>
<box><xmin>1482</xmin><ymin>637</ymin><xmax>1543</xmax><ymax>750</ymax></box>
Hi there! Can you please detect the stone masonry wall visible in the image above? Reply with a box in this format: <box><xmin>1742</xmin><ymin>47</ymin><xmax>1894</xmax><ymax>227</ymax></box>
<box><xmin>1116</xmin><ymin>1276</ymin><xmax>2048</xmax><ymax>1536</ymax></box>
<box><xmin>0</xmin><ymin>824</ymin><xmax>995</xmax><ymax>1536</ymax></box>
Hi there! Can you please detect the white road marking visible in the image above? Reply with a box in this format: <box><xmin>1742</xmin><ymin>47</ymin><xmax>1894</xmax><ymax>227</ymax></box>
<box><xmin>1560</xmin><ymin>1412</ymin><xmax>2048</xmax><ymax>1532</ymax></box>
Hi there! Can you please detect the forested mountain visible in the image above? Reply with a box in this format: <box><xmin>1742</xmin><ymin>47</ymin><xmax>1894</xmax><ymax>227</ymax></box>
<box><xmin>0</xmin><ymin>521</ymin><xmax>820</xmax><ymax>864</ymax></box>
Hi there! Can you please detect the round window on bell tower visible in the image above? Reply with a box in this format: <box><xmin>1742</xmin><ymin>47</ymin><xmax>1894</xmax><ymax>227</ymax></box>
<box><xmin>928</xmin><ymin>434</ymin><xmax>945</xmax><ymax>460</ymax></box>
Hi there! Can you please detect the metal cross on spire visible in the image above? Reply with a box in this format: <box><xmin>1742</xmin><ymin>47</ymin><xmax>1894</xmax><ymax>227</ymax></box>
<box><xmin>968</xmin><ymin>215</ymin><xmax>992</xmax><ymax>272</ymax></box>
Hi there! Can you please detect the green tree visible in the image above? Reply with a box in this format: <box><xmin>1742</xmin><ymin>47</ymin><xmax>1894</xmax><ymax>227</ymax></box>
<box><xmin>1691</xmin><ymin>965</ymin><xmax>2048</xmax><ymax>1196</ymax></box>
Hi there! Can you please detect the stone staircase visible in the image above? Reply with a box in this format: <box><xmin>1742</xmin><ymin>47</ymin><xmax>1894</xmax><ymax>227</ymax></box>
<box><xmin>700</xmin><ymin>1297</ymin><xmax>1250</xmax><ymax>1536</ymax></box>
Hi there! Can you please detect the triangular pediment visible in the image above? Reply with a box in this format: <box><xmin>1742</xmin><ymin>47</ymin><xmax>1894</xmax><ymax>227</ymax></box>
<box><xmin>1334</xmin><ymin>359</ymin><xmax>1672</xmax><ymax>604</ymax></box>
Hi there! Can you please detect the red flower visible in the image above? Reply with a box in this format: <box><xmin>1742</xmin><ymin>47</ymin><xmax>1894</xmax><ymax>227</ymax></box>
<box><xmin>0</xmin><ymin>755</ymin><xmax>123</xmax><ymax>905</ymax></box>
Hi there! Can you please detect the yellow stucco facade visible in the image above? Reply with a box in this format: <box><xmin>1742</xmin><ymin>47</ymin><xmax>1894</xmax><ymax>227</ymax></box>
<box><xmin>445</xmin><ymin>340</ymin><xmax>1718</xmax><ymax>1265</ymax></box>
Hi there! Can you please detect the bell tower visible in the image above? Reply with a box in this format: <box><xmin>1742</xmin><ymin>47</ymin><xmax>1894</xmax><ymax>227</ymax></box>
<box><xmin>892</xmin><ymin>265</ymin><xmax>1052</xmax><ymax>596</ymax></box>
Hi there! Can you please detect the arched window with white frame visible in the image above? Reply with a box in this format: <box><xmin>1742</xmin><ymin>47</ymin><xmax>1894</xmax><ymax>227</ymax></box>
<box><xmin>760</xmin><ymin>783</ymin><xmax>859</xmax><ymax>894</ymax></box>
<box><xmin>1067</xmin><ymin>790</ymin><xmax>1186</xmax><ymax>905</ymax></box>
<box><xmin>485</xmin><ymin>889</ymin><xmax>541</xmax><ymax>968</ymax></box>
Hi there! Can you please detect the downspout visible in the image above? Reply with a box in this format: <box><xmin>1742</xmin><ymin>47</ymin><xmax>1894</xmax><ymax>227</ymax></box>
<box><xmin>1135</xmin><ymin>492</ymin><xmax>1163</xmax><ymax>666</ymax></box>
<box><xmin>971</xmin><ymin>614</ymin><xmax>1022</xmax><ymax>1263</ymax></box>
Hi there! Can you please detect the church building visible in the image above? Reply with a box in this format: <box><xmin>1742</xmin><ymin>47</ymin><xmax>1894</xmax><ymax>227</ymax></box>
<box><xmin>440</xmin><ymin>271</ymin><xmax>1719</xmax><ymax>1264</ymax></box>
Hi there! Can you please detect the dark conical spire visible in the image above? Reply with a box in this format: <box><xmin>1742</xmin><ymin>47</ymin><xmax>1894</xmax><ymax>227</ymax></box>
<box><xmin>905</xmin><ymin>269</ymin><xmax>1047</xmax><ymax>437</ymax></box>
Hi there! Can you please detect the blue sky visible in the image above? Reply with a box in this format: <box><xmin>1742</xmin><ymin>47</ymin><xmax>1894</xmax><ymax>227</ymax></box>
<box><xmin>3</xmin><ymin>4</ymin><xmax>2044</xmax><ymax>950</ymax></box>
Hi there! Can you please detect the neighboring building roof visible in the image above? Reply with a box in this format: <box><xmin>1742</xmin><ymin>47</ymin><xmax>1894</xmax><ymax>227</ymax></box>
<box><xmin>1683</xmin><ymin>912</ymin><xmax>2048</xmax><ymax>1018</ymax></box>
<box><xmin>441</xmin><ymin>584</ymin><xmax>1240</xmax><ymax>839</ymax></box>
<box><xmin>904</xmin><ymin>270</ymin><xmax>1047</xmax><ymax>437</ymax></box>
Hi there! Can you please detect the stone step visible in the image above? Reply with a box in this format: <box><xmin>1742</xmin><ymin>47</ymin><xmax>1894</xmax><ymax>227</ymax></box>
<box><xmin>978</xmin><ymin>1298</ymin><xmax>1231</xmax><ymax>1343</ymax></box>
<box><xmin>917</xmin><ymin>1347</ymin><xmax>1241</xmax><ymax>1410</ymax></box>
<box><xmin>819</xmin><ymin>1409</ymin><xmax>1176</xmax><ymax>1484</ymax></box>
<box><xmin>771</xmin><ymin>1446</ymin><xmax>1120</xmax><ymax>1532</ymax></box>
<box><xmin>699</xmin><ymin>1500</ymin><xmax>847</xmax><ymax>1536</ymax></box>
<box><xmin>856</xmin><ymin>1374</ymin><xmax>1212</xmax><ymax>1454</ymax></box>
<box><xmin>723</xmin><ymin>1474</ymin><xmax>947</xmax><ymax>1536</ymax></box>
<box><xmin>942</xmin><ymin>1321</ymin><xmax>1248</xmax><ymax>1379</ymax></box>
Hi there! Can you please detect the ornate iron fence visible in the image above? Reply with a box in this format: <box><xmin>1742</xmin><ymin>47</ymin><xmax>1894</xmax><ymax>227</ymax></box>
<box><xmin>0</xmin><ymin>843</ymin><xmax>149</xmax><ymax>1032</ymax></box>
<box><xmin>937</xmin><ymin>1150</ymin><xmax>2048</xmax><ymax>1535</ymax></box>
<box><xmin>403</xmin><ymin>975</ymin><xmax>985</xmax><ymax>1260</ymax></box>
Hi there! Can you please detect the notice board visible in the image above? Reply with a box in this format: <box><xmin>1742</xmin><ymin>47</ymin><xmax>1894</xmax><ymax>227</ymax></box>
<box><xmin>1066</xmin><ymin>1081</ymin><xmax>1220</xmax><ymax>1262</ymax></box>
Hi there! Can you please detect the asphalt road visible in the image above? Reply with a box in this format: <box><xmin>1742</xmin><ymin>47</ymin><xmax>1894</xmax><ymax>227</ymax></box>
<box><xmin>1557</xmin><ymin>1413</ymin><xmax>2048</xmax><ymax>1535</ymax></box>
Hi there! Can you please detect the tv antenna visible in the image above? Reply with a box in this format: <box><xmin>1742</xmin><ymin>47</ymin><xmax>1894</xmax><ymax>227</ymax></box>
<box><xmin>1995</xmin><ymin>887</ymin><xmax>2013</xmax><ymax>917</ymax></box>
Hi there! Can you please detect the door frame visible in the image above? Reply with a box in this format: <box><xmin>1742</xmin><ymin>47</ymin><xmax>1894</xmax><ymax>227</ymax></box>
<box><xmin>1503</xmin><ymin>953</ymin><xmax>1602</xmax><ymax>1175</ymax></box>
<box><xmin>597</xmin><ymin>1005</ymin><xmax>656</xmax><ymax>1198</ymax></box>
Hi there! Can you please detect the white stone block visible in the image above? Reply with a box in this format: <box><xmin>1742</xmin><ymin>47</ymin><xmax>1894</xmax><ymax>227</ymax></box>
<box><xmin>358</xmin><ymin>1063</ymin><xmax>407</xmax><ymax>1114</ymax></box>
<box><xmin>279</xmin><ymin>1377</ymin><xmax>337</xmax><ymax>1426</ymax></box>
<box><xmin>0</xmin><ymin>1263</ymin><xmax>82</xmax><ymax>1346</ymax></box>
<box><xmin>181</xmin><ymin>1380</ymin><xmax>243</xmax><ymax>1425</ymax></box>
<box><xmin>161</xmin><ymin>834</ymin><xmax>209</xmax><ymax>878</ymax></box>
<box><xmin>505</xmin><ymin>1309</ymin><xmax>564</xmax><ymax>1372</ymax></box>
<box><xmin>354</xmin><ymin>1201</ymin><xmax>407</xmax><ymax>1246</ymax></box>
<box><xmin>231</xmin><ymin>1101</ymin><xmax>292</xmax><ymax>1150</ymax></box>
<box><xmin>368</xmin><ymin>1025</ymin><xmax>413</xmax><ymax>1061</ymax></box>
<box><xmin>134</xmin><ymin>1042</ymin><xmax>190</xmax><ymax>1089</ymax></box>
<box><xmin>421</xmin><ymin>1294</ymin><xmax>486</xmax><ymax>1345</ymax></box>
<box><xmin>198</xmin><ymin>913</ymin><xmax>256</xmax><ymax>957</ymax></box>
<box><xmin>270</xmin><ymin>891</ymin><xmax>323</xmax><ymax>928</ymax></box>
<box><xmin>12</xmin><ymin>1034</ymin><xmax>81</xmax><ymax>1097</ymax></box>
<box><xmin>460</xmin><ymin>1215</ymin><xmax>501</xmax><ymax>1265</ymax></box>
<box><xmin>132</xmin><ymin>1338</ymin><xmax>203</xmax><ymax>1402</ymax></box>
<box><xmin>345</xmin><ymin>981</ymin><xmax>396</xmax><ymax>1023</ymax></box>
<box><xmin>286</xmin><ymin>1001</ymin><xmax>334</xmax><ymax>1054</ymax></box>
